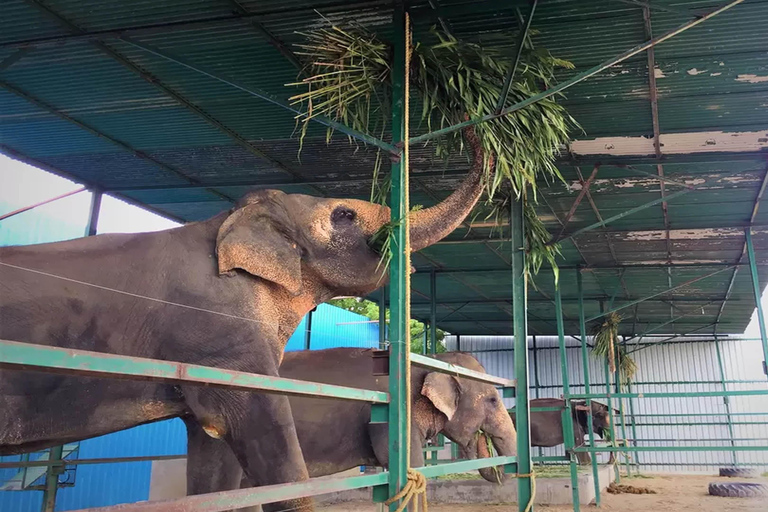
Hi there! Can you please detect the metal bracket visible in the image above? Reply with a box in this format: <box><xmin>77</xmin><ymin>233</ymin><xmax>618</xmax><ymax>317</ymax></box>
<box><xmin>372</xmin><ymin>349</ymin><xmax>389</xmax><ymax>376</ymax></box>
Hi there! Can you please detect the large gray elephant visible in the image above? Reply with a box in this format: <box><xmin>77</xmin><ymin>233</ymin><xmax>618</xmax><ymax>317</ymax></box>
<box><xmin>180</xmin><ymin>348</ymin><xmax>516</xmax><ymax>503</ymax></box>
<box><xmin>0</xmin><ymin>129</ymin><xmax>489</xmax><ymax>512</ymax></box>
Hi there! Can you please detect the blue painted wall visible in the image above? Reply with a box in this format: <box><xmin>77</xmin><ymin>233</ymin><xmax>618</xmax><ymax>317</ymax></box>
<box><xmin>0</xmin><ymin>206</ymin><xmax>380</xmax><ymax>511</ymax></box>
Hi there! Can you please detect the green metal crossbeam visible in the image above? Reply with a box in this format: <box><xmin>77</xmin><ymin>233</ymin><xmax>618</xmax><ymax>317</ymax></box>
<box><xmin>584</xmin><ymin>265</ymin><xmax>735</xmax><ymax>323</ymax></box>
<box><xmin>119</xmin><ymin>37</ymin><xmax>399</xmax><ymax>156</ymax></box>
<box><xmin>416</xmin><ymin>456</ymin><xmax>517</xmax><ymax>478</ymax></box>
<box><xmin>573</xmin><ymin>445</ymin><xmax>768</xmax><ymax>453</ymax></box>
<box><xmin>0</xmin><ymin>339</ymin><xmax>389</xmax><ymax>403</ymax></box>
<box><xmin>570</xmin><ymin>390</ymin><xmax>768</xmax><ymax>399</ymax></box>
<box><xmin>411</xmin><ymin>353</ymin><xmax>515</xmax><ymax>387</ymax></box>
<box><xmin>408</xmin><ymin>0</ymin><xmax>744</xmax><ymax>145</ymax></box>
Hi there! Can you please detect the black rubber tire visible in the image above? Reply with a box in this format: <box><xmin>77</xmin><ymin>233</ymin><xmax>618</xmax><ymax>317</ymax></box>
<box><xmin>718</xmin><ymin>467</ymin><xmax>761</xmax><ymax>478</ymax></box>
<box><xmin>708</xmin><ymin>482</ymin><xmax>768</xmax><ymax>498</ymax></box>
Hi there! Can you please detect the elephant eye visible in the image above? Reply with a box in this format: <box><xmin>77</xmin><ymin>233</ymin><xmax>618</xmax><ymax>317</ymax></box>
<box><xmin>331</xmin><ymin>206</ymin><xmax>356</xmax><ymax>224</ymax></box>
<box><xmin>488</xmin><ymin>396</ymin><xmax>498</xmax><ymax>405</ymax></box>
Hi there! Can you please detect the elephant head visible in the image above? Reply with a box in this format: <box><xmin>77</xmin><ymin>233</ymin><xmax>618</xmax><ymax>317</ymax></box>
<box><xmin>418</xmin><ymin>353</ymin><xmax>516</xmax><ymax>484</ymax></box>
<box><xmin>573</xmin><ymin>400</ymin><xmax>615</xmax><ymax>438</ymax></box>
<box><xmin>215</xmin><ymin>127</ymin><xmax>489</xmax><ymax>306</ymax></box>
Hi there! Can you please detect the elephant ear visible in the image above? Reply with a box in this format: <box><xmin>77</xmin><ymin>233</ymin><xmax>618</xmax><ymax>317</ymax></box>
<box><xmin>216</xmin><ymin>204</ymin><xmax>302</xmax><ymax>295</ymax></box>
<box><xmin>421</xmin><ymin>372</ymin><xmax>459</xmax><ymax>421</ymax></box>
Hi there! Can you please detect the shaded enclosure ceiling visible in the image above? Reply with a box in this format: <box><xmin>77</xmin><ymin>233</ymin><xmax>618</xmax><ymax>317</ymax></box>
<box><xmin>1</xmin><ymin>0</ymin><xmax>768</xmax><ymax>336</ymax></box>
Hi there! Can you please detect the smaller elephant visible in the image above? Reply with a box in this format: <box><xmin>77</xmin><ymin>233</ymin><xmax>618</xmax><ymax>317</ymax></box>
<box><xmin>509</xmin><ymin>398</ymin><xmax>616</xmax><ymax>465</ymax></box>
<box><xmin>183</xmin><ymin>348</ymin><xmax>517</xmax><ymax>511</ymax></box>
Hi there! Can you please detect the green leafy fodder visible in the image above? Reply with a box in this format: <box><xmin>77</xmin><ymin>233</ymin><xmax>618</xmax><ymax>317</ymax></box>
<box><xmin>591</xmin><ymin>313</ymin><xmax>637</xmax><ymax>382</ymax></box>
<box><xmin>288</xmin><ymin>22</ymin><xmax>577</xmax><ymax>281</ymax></box>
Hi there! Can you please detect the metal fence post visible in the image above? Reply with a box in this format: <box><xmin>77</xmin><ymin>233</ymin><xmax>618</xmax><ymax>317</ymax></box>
<box><xmin>615</xmin><ymin>346</ymin><xmax>631</xmax><ymax>476</ymax></box>
<box><xmin>714</xmin><ymin>336</ymin><xmax>738</xmax><ymax>465</ymax></box>
<box><xmin>387</xmin><ymin>4</ymin><xmax>410</xmax><ymax>509</ymax></box>
<box><xmin>40</xmin><ymin>433</ymin><xmax>64</xmax><ymax>511</ymax></box>
<box><xmin>626</xmin><ymin>380</ymin><xmax>641</xmax><ymax>473</ymax></box>
<box><xmin>556</xmin><ymin>284</ymin><xmax>581</xmax><ymax>512</ymax></box>
<box><xmin>430</xmin><ymin>269</ymin><xmax>437</xmax><ymax>355</ymax></box>
<box><xmin>304</xmin><ymin>308</ymin><xmax>313</xmax><ymax>350</ymax></box>
<box><xmin>511</xmin><ymin>198</ymin><xmax>533</xmax><ymax>511</ymax></box>
<box><xmin>379</xmin><ymin>288</ymin><xmax>387</xmax><ymax>349</ymax></box>
<box><xmin>85</xmin><ymin>189</ymin><xmax>102</xmax><ymax>236</ymax></box>
<box><xmin>577</xmin><ymin>270</ymin><xmax>601</xmax><ymax>504</ymax></box>
<box><xmin>745</xmin><ymin>228</ymin><xmax>768</xmax><ymax>383</ymax></box>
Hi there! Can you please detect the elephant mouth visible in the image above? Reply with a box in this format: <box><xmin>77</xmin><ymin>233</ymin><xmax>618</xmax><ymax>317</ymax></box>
<box><xmin>460</xmin><ymin>431</ymin><xmax>508</xmax><ymax>484</ymax></box>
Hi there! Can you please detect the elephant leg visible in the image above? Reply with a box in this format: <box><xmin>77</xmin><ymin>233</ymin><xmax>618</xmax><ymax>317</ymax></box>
<box><xmin>184</xmin><ymin>416</ymin><xmax>243</xmax><ymax>496</ymax></box>
<box><xmin>183</xmin><ymin>384</ymin><xmax>312</xmax><ymax>512</ymax></box>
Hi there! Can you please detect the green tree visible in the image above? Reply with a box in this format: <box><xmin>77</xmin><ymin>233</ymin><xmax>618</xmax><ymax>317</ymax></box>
<box><xmin>328</xmin><ymin>297</ymin><xmax>446</xmax><ymax>353</ymax></box>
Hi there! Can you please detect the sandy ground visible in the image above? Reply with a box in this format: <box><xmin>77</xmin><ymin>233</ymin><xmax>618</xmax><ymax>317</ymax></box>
<box><xmin>318</xmin><ymin>474</ymin><xmax>767</xmax><ymax>512</ymax></box>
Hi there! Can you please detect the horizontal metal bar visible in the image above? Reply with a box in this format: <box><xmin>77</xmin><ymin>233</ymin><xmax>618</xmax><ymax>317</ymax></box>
<box><xmin>632</xmin><ymin>412</ymin><xmax>768</xmax><ymax>417</ymax></box>
<box><xmin>410</xmin><ymin>353</ymin><xmax>515</xmax><ymax>387</ymax></box>
<box><xmin>415</xmin><ymin>456</ymin><xmax>517</xmax><ymax>479</ymax></box>
<box><xmin>570</xmin><ymin>390</ymin><xmax>768</xmax><ymax>399</ymax></box>
<box><xmin>0</xmin><ymin>340</ymin><xmax>389</xmax><ymax>403</ymax></box>
<box><xmin>528</xmin><ymin>406</ymin><xmax>564</xmax><ymax>412</ymax></box>
<box><xmin>0</xmin><ymin>454</ymin><xmax>185</xmax><ymax>469</ymax></box>
<box><xmin>573</xmin><ymin>446</ymin><xmax>768</xmax><ymax>453</ymax></box>
<box><xmin>73</xmin><ymin>472</ymin><xmax>389</xmax><ymax>512</ymax></box>
<box><xmin>119</xmin><ymin>37</ymin><xmax>399</xmax><ymax>157</ymax></box>
<box><xmin>560</xmin><ymin>187</ymin><xmax>695</xmax><ymax>243</ymax></box>
<box><xmin>532</xmin><ymin>456</ymin><xmax>570</xmax><ymax>462</ymax></box>
<box><xmin>413</xmin><ymin>261</ymin><xmax>767</xmax><ymax>275</ymax></box>
<box><xmin>0</xmin><ymin>187</ymin><xmax>87</xmax><ymax>221</ymax></box>
<box><xmin>408</xmin><ymin>0</ymin><xmax>744</xmax><ymax>145</ymax></box>
<box><xmin>584</xmin><ymin>265</ymin><xmax>735</xmax><ymax>323</ymax></box>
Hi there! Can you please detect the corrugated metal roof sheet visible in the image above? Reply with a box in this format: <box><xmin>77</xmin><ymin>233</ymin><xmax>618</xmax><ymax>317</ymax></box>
<box><xmin>2</xmin><ymin>0</ymin><xmax>768</xmax><ymax>336</ymax></box>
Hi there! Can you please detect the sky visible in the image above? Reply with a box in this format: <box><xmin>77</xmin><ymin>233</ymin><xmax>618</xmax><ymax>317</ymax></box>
<box><xmin>0</xmin><ymin>152</ymin><xmax>766</xmax><ymax>339</ymax></box>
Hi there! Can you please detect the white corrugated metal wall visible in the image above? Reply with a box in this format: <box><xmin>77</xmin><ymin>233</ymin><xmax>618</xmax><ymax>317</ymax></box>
<box><xmin>444</xmin><ymin>335</ymin><xmax>768</xmax><ymax>473</ymax></box>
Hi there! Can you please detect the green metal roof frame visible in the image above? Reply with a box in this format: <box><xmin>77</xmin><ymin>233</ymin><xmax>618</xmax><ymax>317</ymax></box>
<box><xmin>2</xmin><ymin>0</ymin><xmax>768</xmax><ymax>336</ymax></box>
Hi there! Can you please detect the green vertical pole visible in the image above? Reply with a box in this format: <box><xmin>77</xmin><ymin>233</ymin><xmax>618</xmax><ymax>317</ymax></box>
<box><xmin>379</xmin><ymin>289</ymin><xmax>387</xmax><ymax>349</ymax></box>
<box><xmin>532</xmin><ymin>335</ymin><xmax>543</xmax><ymax>459</ymax></box>
<box><xmin>387</xmin><ymin>4</ymin><xmax>409</xmax><ymax>509</ymax></box>
<box><xmin>577</xmin><ymin>270</ymin><xmax>601</xmax><ymax>505</ymax></box>
<box><xmin>430</xmin><ymin>269</ymin><xmax>437</xmax><ymax>355</ymax></box>
<box><xmin>41</xmin><ymin>445</ymin><xmax>64</xmax><ymax>512</ymax></box>
<box><xmin>511</xmin><ymin>199</ymin><xmax>533</xmax><ymax>512</ymax></box>
<box><xmin>714</xmin><ymin>336</ymin><xmax>738</xmax><ymax>465</ymax></box>
<box><xmin>599</xmin><ymin>303</ymin><xmax>620</xmax><ymax>483</ymax></box>
<box><xmin>422</xmin><ymin>327</ymin><xmax>427</xmax><ymax>355</ymax></box>
<box><xmin>428</xmin><ymin>273</ymin><xmax>438</xmax><ymax>466</ymax></box>
<box><xmin>615</xmin><ymin>347</ymin><xmax>631</xmax><ymax>477</ymax></box>
<box><xmin>456</xmin><ymin>334</ymin><xmax>461</xmax><ymax>351</ymax></box>
<box><xmin>746</xmin><ymin>228</ymin><xmax>768</xmax><ymax>383</ymax></box>
<box><xmin>556</xmin><ymin>284</ymin><xmax>581</xmax><ymax>512</ymax></box>
<box><xmin>85</xmin><ymin>189</ymin><xmax>102</xmax><ymax>236</ymax></box>
<box><xmin>626</xmin><ymin>380</ymin><xmax>641</xmax><ymax>474</ymax></box>
<box><xmin>604</xmin><ymin>359</ymin><xmax>620</xmax><ymax>483</ymax></box>
<box><xmin>304</xmin><ymin>308</ymin><xmax>313</xmax><ymax>350</ymax></box>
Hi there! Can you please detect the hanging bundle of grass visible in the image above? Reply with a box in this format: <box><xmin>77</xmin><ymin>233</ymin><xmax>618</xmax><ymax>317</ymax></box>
<box><xmin>591</xmin><ymin>313</ymin><xmax>637</xmax><ymax>382</ymax></box>
<box><xmin>288</xmin><ymin>22</ymin><xmax>577</xmax><ymax>278</ymax></box>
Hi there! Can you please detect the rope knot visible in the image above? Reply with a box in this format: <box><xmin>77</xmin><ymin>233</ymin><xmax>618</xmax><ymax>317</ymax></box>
<box><xmin>384</xmin><ymin>468</ymin><xmax>428</xmax><ymax>512</ymax></box>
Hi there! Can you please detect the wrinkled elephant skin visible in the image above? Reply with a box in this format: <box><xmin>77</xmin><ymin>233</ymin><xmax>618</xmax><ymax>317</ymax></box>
<box><xmin>0</xmin><ymin>128</ymin><xmax>488</xmax><ymax>512</ymax></box>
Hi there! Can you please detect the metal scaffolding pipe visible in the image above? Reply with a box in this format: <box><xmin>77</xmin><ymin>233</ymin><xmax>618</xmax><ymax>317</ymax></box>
<box><xmin>511</xmin><ymin>198</ymin><xmax>533</xmax><ymax>512</ymax></box>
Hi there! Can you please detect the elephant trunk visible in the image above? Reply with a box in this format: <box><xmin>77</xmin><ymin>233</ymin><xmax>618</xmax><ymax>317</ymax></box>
<box><xmin>409</xmin><ymin>126</ymin><xmax>491</xmax><ymax>252</ymax></box>
<box><xmin>476</xmin><ymin>431</ymin><xmax>515</xmax><ymax>484</ymax></box>
<box><xmin>458</xmin><ymin>432</ymin><xmax>511</xmax><ymax>484</ymax></box>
